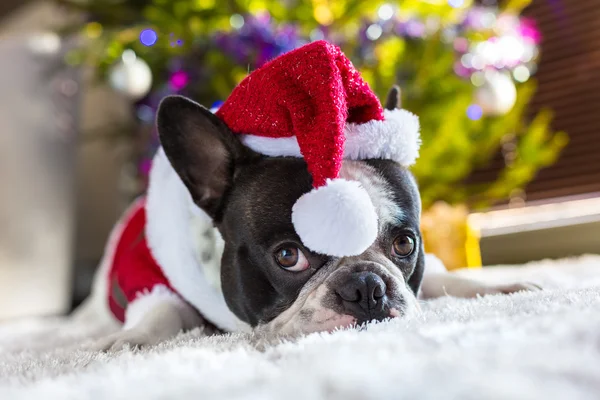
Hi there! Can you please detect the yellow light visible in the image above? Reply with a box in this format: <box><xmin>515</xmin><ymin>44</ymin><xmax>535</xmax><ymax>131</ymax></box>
<box><xmin>84</xmin><ymin>22</ymin><xmax>103</xmax><ymax>39</ymax></box>
<box><xmin>188</xmin><ymin>16</ymin><xmax>202</xmax><ymax>34</ymax></box>
<box><xmin>193</xmin><ymin>0</ymin><xmax>215</xmax><ymax>10</ymax></box>
<box><xmin>314</xmin><ymin>4</ymin><xmax>333</xmax><ymax>25</ymax></box>
<box><xmin>234</xmin><ymin>70</ymin><xmax>248</xmax><ymax>84</ymax></box>
<box><xmin>248</xmin><ymin>0</ymin><xmax>266</xmax><ymax>13</ymax></box>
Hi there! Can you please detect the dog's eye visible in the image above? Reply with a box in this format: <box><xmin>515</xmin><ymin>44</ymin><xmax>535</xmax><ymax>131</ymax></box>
<box><xmin>392</xmin><ymin>235</ymin><xmax>415</xmax><ymax>258</ymax></box>
<box><xmin>274</xmin><ymin>247</ymin><xmax>310</xmax><ymax>272</ymax></box>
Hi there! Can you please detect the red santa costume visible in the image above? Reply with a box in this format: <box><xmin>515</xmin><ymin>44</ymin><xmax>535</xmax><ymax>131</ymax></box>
<box><xmin>92</xmin><ymin>41</ymin><xmax>423</xmax><ymax>332</ymax></box>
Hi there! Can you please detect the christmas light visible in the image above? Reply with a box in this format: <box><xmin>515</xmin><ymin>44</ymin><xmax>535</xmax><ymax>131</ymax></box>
<box><xmin>140</xmin><ymin>29</ymin><xmax>158</xmax><ymax>46</ymax></box>
<box><xmin>314</xmin><ymin>5</ymin><xmax>333</xmax><ymax>25</ymax></box>
<box><xmin>470</xmin><ymin>72</ymin><xmax>485</xmax><ymax>86</ymax></box>
<box><xmin>377</xmin><ymin>4</ymin><xmax>394</xmax><ymax>21</ymax></box>
<box><xmin>467</xmin><ymin>105</ymin><xmax>483</xmax><ymax>120</ymax></box>
<box><xmin>366</xmin><ymin>24</ymin><xmax>383</xmax><ymax>41</ymax></box>
<box><xmin>169</xmin><ymin>71</ymin><xmax>189</xmax><ymax>90</ymax></box>
<box><xmin>461</xmin><ymin>53</ymin><xmax>473</xmax><ymax>68</ymax></box>
<box><xmin>480</xmin><ymin>12</ymin><xmax>496</xmax><ymax>28</ymax></box>
<box><xmin>85</xmin><ymin>22</ymin><xmax>103</xmax><ymax>39</ymax></box>
<box><xmin>513</xmin><ymin>65</ymin><xmax>530</xmax><ymax>82</ymax></box>
<box><xmin>230</xmin><ymin>14</ymin><xmax>245</xmax><ymax>29</ymax></box>
<box><xmin>470</xmin><ymin>55</ymin><xmax>484</xmax><ymax>70</ymax></box>
<box><xmin>405</xmin><ymin>20</ymin><xmax>425</xmax><ymax>37</ymax></box>
<box><xmin>448</xmin><ymin>0</ymin><xmax>465</xmax><ymax>8</ymax></box>
<box><xmin>498</xmin><ymin>36</ymin><xmax>524</xmax><ymax>65</ymax></box>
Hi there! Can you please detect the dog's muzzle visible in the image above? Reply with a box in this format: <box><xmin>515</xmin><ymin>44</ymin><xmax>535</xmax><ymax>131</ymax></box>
<box><xmin>335</xmin><ymin>270</ymin><xmax>390</xmax><ymax>324</ymax></box>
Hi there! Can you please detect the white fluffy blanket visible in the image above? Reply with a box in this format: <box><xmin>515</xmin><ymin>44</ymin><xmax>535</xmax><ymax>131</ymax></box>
<box><xmin>1</xmin><ymin>255</ymin><xmax>600</xmax><ymax>400</ymax></box>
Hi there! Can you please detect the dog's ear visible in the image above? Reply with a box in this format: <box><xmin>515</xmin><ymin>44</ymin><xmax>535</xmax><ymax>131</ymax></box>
<box><xmin>157</xmin><ymin>95</ymin><xmax>250</xmax><ymax>221</ymax></box>
<box><xmin>384</xmin><ymin>85</ymin><xmax>401</xmax><ymax>110</ymax></box>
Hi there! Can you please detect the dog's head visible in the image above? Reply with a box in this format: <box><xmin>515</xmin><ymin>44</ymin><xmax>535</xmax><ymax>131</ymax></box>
<box><xmin>156</xmin><ymin>89</ymin><xmax>424</xmax><ymax>335</ymax></box>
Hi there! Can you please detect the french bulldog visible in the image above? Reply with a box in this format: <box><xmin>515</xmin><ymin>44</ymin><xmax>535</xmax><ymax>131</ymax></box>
<box><xmin>89</xmin><ymin>88</ymin><xmax>539</xmax><ymax>351</ymax></box>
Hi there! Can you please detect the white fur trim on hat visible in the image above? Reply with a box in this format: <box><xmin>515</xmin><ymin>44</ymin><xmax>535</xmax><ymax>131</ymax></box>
<box><xmin>345</xmin><ymin>109</ymin><xmax>421</xmax><ymax>166</ymax></box>
<box><xmin>145</xmin><ymin>148</ymin><xmax>251</xmax><ymax>333</ymax></box>
<box><xmin>239</xmin><ymin>109</ymin><xmax>421</xmax><ymax>166</ymax></box>
<box><xmin>292</xmin><ymin>179</ymin><xmax>378</xmax><ymax>257</ymax></box>
<box><xmin>123</xmin><ymin>284</ymin><xmax>186</xmax><ymax>330</ymax></box>
<box><xmin>239</xmin><ymin>135</ymin><xmax>301</xmax><ymax>158</ymax></box>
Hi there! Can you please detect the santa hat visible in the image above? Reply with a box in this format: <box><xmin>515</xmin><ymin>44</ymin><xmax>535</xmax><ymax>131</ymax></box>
<box><xmin>215</xmin><ymin>40</ymin><xmax>420</xmax><ymax>257</ymax></box>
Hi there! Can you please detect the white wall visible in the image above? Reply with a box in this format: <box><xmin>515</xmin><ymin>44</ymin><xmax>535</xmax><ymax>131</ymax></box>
<box><xmin>0</xmin><ymin>1</ymin><xmax>133</xmax><ymax>319</ymax></box>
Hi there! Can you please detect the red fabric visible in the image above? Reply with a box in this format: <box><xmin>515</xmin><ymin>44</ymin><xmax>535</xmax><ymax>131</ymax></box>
<box><xmin>107</xmin><ymin>199</ymin><xmax>176</xmax><ymax>323</ymax></box>
<box><xmin>215</xmin><ymin>40</ymin><xmax>384</xmax><ymax>188</ymax></box>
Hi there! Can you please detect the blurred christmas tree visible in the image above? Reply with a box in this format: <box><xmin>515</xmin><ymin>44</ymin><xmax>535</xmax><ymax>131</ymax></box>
<box><xmin>56</xmin><ymin>0</ymin><xmax>567</xmax><ymax>211</ymax></box>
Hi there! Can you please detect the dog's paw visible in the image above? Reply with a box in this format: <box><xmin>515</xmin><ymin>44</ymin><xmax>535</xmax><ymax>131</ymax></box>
<box><xmin>88</xmin><ymin>329</ymin><xmax>161</xmax><ymax>352</ymax></box>
<box><xmin>480</xmin><ymin>281</ymin><xmax>542</xmax><ymax>296</ymax></box>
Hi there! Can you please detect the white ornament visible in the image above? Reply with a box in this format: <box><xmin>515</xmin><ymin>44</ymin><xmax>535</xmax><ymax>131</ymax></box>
<box><xmin>474</xmin><ymin>71</ymin><xmax>517</xmax><ymax>116</ymax></box>
<box><xmin>108</xmin><ymin>50</ymin><xmax>152</xmax><ymax>100</ymax></box>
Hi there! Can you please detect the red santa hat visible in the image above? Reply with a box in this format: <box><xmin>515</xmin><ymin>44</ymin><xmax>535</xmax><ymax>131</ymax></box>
<box><xmin>215</xmin><ymin>40</ymin><xmax>420</xmax><ymax>257</ymax></box>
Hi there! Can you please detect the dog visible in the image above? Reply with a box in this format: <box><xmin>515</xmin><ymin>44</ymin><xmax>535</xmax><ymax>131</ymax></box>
<box><xmin>84</xmin><ymin>87</ymin><xmax>539</xmax><ymax>351</ymax></box>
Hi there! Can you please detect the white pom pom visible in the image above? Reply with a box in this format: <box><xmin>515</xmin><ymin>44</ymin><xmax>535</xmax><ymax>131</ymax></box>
<box><xmin>292</xmin><ymin>179</ymin><xmax>378</xmax><ymax>257</ymax></box>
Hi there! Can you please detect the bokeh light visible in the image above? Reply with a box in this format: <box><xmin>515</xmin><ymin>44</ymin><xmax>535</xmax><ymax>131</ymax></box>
<box><xmin>513</xmin><ymin>65</ymin><xmax>531</xmax><ymax>82</ymax></box>
<box><xmin>140</xmin><ymin>29</ymin><xmax>158</xmax><ymax>46</ymax></box>
<box><xmin>85</xmin><ymin>22</ymin><xmax>103</xmax><ymax>39</ymax></box>
<box><xmin>230</xmin><ymin>14</ymin><xmax>245</xmax><ymax>29</ymax></box>
<box><xmin>169</xmin><ymin>71</ymin><xmax>189</xmax><ymax>90</ymax></box>
<box><xmin>467</xmin><ymin>104</ymin><xmax>483</xmax><ymax>120</ymax></box>
<box><xmin>377</xmin><ymin>4</ymin><xmax>394</xmax><ymax>20</ymax></box>
<box><xmin>366</xmin><ymin>24</ymin><xmax>383</xmax><ymax>41</ymax></box>
<box><xmin>470</xmin><ymin>71</ymin><xmax>485</xmax><ymax>86</ymax></box>
<box><xmin>448</xmin><ymin>0</ymin><xmax>465</xmax><ymax>8</ymax></box>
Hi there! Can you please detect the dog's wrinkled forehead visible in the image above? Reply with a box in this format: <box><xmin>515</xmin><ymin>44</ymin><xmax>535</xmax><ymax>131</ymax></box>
<box><xmin>339</xmin><ymin>161</ymin><xmax>411</xmax><ymax>233</ymax></box>
<box><xmin>225</xmin><ymin>157</ymin><xmax>420</xmax><ymax>246</ymax></box>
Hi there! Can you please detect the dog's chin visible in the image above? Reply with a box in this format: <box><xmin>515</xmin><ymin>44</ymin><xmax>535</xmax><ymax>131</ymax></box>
<box><xmin>316</xmin><ymin>301</ymin><xmax>423</xmax><ymax>333</ymax></box>
<box><xmin>294</xmin><ymin>310</ymin><xmax>358</xmax><ymax>335</ymax></box>
<box><xmin>258</xmin><ymin>302</ymin><xmax>416</xmax><ymax>337</ymax></box>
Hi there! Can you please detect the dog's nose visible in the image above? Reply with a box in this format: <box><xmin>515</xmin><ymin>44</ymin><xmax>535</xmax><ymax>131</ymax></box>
<box><xmin>336</xmin><ymin>271</ymin><xmax>387</xmax><ymax>323</ymax></box>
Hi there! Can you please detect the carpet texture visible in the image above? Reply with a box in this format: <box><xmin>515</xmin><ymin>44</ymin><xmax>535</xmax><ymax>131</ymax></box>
<box><xmin>1</xmin><ymin>255</ymin><xmax>600</xmax><ymax>400</ymax></box>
